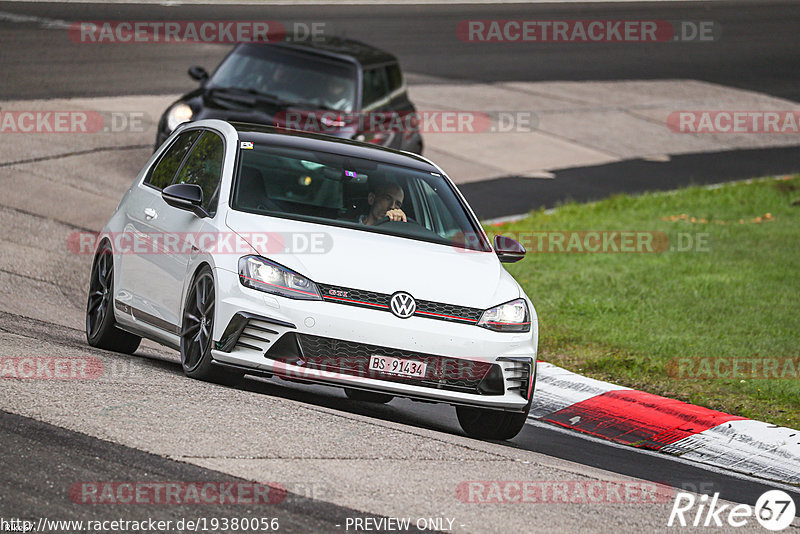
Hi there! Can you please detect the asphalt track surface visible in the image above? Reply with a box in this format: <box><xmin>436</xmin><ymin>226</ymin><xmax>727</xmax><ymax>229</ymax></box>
<box><xmin>0</xmin><ymin>410</ymin><xmax>405</xmax><ymax>533</ymax></box>
<box><xmin>1</xmin><ymin>1</ymin><xmax>800</xmax><ymax>531</ymax></box>
<box><xmin>1</xmin><ymin>1</ymin><xmax>799</xmax><ymax>101</ymax></box>
<box><xmin>463</xmin><ymin>144</ymin><xmax>800</xmax><ymax>219</ymax></box>
<box><xmin>259</xmin><ymin>379</ymin><xmax>800</xmax><ymax>510</ymax></box>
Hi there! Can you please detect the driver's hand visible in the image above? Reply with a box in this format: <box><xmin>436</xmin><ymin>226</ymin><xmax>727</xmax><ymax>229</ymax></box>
<box><xmin>386</xmin><ymin>208</ymin><xmax>407</xmax><ymax>222</ymax></box>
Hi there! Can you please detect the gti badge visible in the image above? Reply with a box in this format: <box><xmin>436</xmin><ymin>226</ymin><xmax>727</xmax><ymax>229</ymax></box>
<box><xmin>390</xmin><ymin>292</ymin><xmax>416</xmax><ymax>319</ymax></box>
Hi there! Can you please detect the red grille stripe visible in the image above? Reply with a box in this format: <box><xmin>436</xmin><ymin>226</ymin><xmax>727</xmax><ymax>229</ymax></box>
<box><xmin>322</xmin><ymin>295</ymin><xmax>389</xmax><ymax>308</ymax></box>
<box><xmin>416</xmin><ymin>310</ymin><xmax>477</xmax><ymax>323</ymax></box>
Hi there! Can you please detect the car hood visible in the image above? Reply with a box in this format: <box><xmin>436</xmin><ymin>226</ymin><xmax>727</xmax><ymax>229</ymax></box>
<box><xmin>190</xmin><ymin>93</ymin><xmax>279</xmax><ymax>125</ymax></box>
<box><xmin>224</xmin><ymin>210</ymin><xmax>520</xmax><ymax>309</ymax></box>
<box><xmin>183</xmin><ymin>94</ymin><xmax>352</xmax><ymax>139</ymax></box>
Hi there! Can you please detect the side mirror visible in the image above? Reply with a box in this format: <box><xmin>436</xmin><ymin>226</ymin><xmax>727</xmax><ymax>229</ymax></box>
<box><xmin>188</xmin><ymin>66</ymin><xmax>209</xmax><ymax>83</ymax></box>
<box><xmin>494</xmin><ymin>235</ymin><xmax>526</xmax><ymax>263</ymax></box>
<box><xmin>162</xmin><ymin>183</ymin><xmax>209</xmax><ymax>218</ymax></box>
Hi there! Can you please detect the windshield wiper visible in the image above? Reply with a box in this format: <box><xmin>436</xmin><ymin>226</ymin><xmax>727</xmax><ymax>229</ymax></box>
<box><xmin>288</xmin><ymin>101</ymin><xmax>343</xmax><ymax>112</ymax></box>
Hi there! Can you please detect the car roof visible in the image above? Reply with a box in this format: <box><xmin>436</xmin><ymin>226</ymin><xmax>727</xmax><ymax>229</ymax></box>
<box><xmin>232</xmin><ymin>122</ymin><xmax>438</xmax><ymax>172</ymax></box>
<box><xmin>261</xmin><ymin>36</ymin><xmax>398</xmax><ymax>68</ymax></box>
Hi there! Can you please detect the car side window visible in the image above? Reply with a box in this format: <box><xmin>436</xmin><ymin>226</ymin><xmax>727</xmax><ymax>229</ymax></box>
<box><xmin>386</xmin><ymin>64</ymin><xmax>403</xmax><ymax>93</ymax></box>
<box><xmin>362</xmin><ymin>67</ymin><xmax>389</xmax><ymax>108</ymax></box>
<box><xmin>145</xmin><ymin>130</ymin><xmax>203</xmax><ymax>190</ymax></box>
<box><xmin>172</xmin><ymin>131</ymin><xmax>225</xmax><ymax>213</ymax></box>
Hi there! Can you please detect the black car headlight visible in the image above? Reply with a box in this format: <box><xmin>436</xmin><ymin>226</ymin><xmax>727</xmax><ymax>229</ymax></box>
<box><xmin>238</xmin><ymin>255</ymin><xmax>321</xmax><ymax>300</ymax></box>
<box><xmin>478</xmin><ymin>298</ymin><xmax>531</xmax><ymax>332</ymax></box>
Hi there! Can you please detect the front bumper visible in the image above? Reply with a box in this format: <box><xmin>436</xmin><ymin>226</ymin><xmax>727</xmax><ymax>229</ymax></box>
<box><xmin>211</xmin><ymin>267</ymin><xmax>537</xmax><ymax>411</ymax></box>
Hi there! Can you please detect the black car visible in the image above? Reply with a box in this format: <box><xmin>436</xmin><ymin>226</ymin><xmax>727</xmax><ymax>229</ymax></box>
<box><xmin>155</xmin><ymin>37</ymin><xmax>423</xmax><ymax>154</ymax></box>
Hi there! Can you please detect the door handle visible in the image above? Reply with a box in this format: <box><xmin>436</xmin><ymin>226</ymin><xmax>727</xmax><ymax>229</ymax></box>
<box><xmin>144</xmin><ymin>208</ymin><xmax>157</xmax><ymax>220</ymax></box>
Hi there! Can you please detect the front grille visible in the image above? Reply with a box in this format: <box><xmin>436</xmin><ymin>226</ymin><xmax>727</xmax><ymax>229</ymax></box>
<box><xmin>317</xmin><ymin>284</ymin><xmax>389</xmax><ymax>311</ymax></box>
<box><xmin>317</xmin><ymin>283</ymin><xmax>482</xmax><ymax>324</ymax></box>
<box><xmin>284</xmin><ymin>333</ymin><xmax>495</xmax><ymax>394</ymax></box>
<box><xmin>415</xmin><ymin>298</ymin><xmax>482</xmax><ymax>323</ymax></box>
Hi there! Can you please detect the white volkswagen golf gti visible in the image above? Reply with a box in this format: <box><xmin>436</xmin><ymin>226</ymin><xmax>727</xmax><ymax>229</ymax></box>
<box><xmin>86</xmin><ymin>119</ymin><xmax>538</xmax><ymax>440</ymax></box>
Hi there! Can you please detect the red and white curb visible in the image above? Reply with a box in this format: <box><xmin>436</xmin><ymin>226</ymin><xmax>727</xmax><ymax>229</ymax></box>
<box><xmin>528</xmin><ymin>362</ymin><xmax>800</xmax><ymax>485</ymax></box>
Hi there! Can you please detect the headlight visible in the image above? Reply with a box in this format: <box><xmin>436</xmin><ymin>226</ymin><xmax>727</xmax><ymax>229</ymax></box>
<box><xmin>166</xmin><ymin>103</ymin><xmax>193</xmax><ymax>132</ymax></box>
<box><xmin>238</xmin><ymin>256</ymin><xmax>321</xmax><ymax>300</ymax></box>
<box><xmin>478</xmin><ymin>298</ymin><xmax>530</xmax><ymax>332</ymax></box>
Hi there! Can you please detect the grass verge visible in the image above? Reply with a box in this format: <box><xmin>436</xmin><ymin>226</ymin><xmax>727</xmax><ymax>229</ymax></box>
<box><xmin>490</xmin><ymin>175</ymin><xmax>800</xmax><ymax>429</ymax></box>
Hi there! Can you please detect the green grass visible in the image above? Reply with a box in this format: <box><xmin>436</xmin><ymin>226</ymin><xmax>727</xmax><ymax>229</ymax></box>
<box><xmin>489</xmin><ymin>175</ymin><xmax>800</xmax><ymax>428</ymax></box>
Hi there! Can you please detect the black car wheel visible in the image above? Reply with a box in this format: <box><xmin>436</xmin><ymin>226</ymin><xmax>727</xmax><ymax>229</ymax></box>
<box><xmin>181</xmin><ymin>266</ymin><xmax>243</xmax><ymax>386</ymax></box>
<box><xmin>85</xmin><ymin>242</ymin><xmax>141</xmax><ymax>354</ymax></box>
<box><xmin>456</xmin><ymin>404</ymin><xmax>530</xmax><ymax>441</ymax></box>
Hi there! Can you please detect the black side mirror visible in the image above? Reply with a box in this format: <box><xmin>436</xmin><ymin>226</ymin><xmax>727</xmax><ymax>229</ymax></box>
<box><xmin>188</xmin><ymin>66</ymin><xmax>209</xmax><ymax>83</ymax></box>
<box><xmin>162</xmin><ymin>183</ymin><xmax>209</xmax><ymax>218</ymax></box>
<box><xmin>494</xmin><ymin>235</ymin><xmax>526</xmax><ymax>263</ymax></box>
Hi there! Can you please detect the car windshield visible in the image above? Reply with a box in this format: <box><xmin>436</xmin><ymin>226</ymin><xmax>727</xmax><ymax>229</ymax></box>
<box><xmin>231</xmin><ymin>143</ymin><xmax>490</xmax><ymax>251</ymax></box>
<box><xmin>207</xmin><ymin>44</ymin><xmax>357</xmax><ymax>113</ymax></box>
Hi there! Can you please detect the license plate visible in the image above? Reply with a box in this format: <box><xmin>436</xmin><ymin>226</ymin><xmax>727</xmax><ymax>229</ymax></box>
<box><xmin>369</xmin><ymin>354</ymin><xmax>427</xmax><ymax>378</ymax></box>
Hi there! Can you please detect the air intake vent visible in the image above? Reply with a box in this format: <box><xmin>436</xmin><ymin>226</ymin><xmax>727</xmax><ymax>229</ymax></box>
<box><xmin>216</xmin><ymin>312</ymin><xmax>295</xmax><ymax>354</ymax></box>
<box><xmin>498</xmin><ymin>356</ymin><xmax>534</xmax><ymax>399</ymax></box>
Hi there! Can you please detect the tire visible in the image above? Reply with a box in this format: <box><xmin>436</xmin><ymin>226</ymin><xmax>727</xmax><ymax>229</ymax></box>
<box><xmin>180</xmin><ymin>265</ymin><xmax>243</xmax><ymax>386</ymax></box>
<box><xmin>85</xmin><ymin>242</ymin><xmax>141</xmax><ymax>354</ymax></box>
<box><xmin>456</xmin><ymin>404</ymin><xmax>530</xmax><ymax>440</ymax></box>
<box><xmin>344</xmin><ymin>388</ymin><xmax>393</xmax><ymax>404</ymax></box>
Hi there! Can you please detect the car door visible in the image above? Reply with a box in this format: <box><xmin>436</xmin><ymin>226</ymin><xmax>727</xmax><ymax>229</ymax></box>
<box><xmin>116</xmin><ymin>129</ymin><xmax>203</xmax><ymax>323</ymax></box>
<box><xmin>140</xmin><ymin>129</ymin><xmax>226</xmax><ymax>333</ymax></box>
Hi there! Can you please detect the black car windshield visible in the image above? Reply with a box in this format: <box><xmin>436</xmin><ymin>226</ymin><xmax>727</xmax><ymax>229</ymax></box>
<box><xmin>231</xmin><ymin>143</ymin><xmax>490</xmax><ymax>251</ymax></box>
<box><xmin>208</xmin><ymin>44</ymin><xmax>357</xmax><ymax>113</ymax></box>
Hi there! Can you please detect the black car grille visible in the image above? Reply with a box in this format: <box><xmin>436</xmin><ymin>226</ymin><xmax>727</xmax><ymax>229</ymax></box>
<box><xmin>317</xmin><ymin>283</ymin><xmax>482</xmax><ymax>324</ymax></box>
<box><xmin>286</xmin><ymin>333</ymin><xmax>495</xmax><ymax>394</ymax></box>
<box><xmin>415</xmin><ymin>298</ymin><xmax>482</xmax><ymax>323</ymax></box>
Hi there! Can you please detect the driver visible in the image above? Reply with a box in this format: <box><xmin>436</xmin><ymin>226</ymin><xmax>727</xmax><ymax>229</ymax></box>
<box><xmin>268</xmin><ymin>63</ymin><xmax>294</xmax><ymax>95</ymax></box>
<box><xmin>361</xmin><ymin>180</ymin><xmax>406</xmax><ymax>225</ymax></box>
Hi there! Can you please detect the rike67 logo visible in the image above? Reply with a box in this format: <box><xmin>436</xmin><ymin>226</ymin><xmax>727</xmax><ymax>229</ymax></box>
<box><xmin>668</xmin><ymin>490</ymin><xmax>796</xmax><ymax>531</ymax></box>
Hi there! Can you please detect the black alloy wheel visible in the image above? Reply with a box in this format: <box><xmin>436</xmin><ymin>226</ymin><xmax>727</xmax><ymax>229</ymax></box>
<box><xmin>85</xmin><ymin>242</ymin><xmax>141</xmax><ymax>353</ymax></box>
